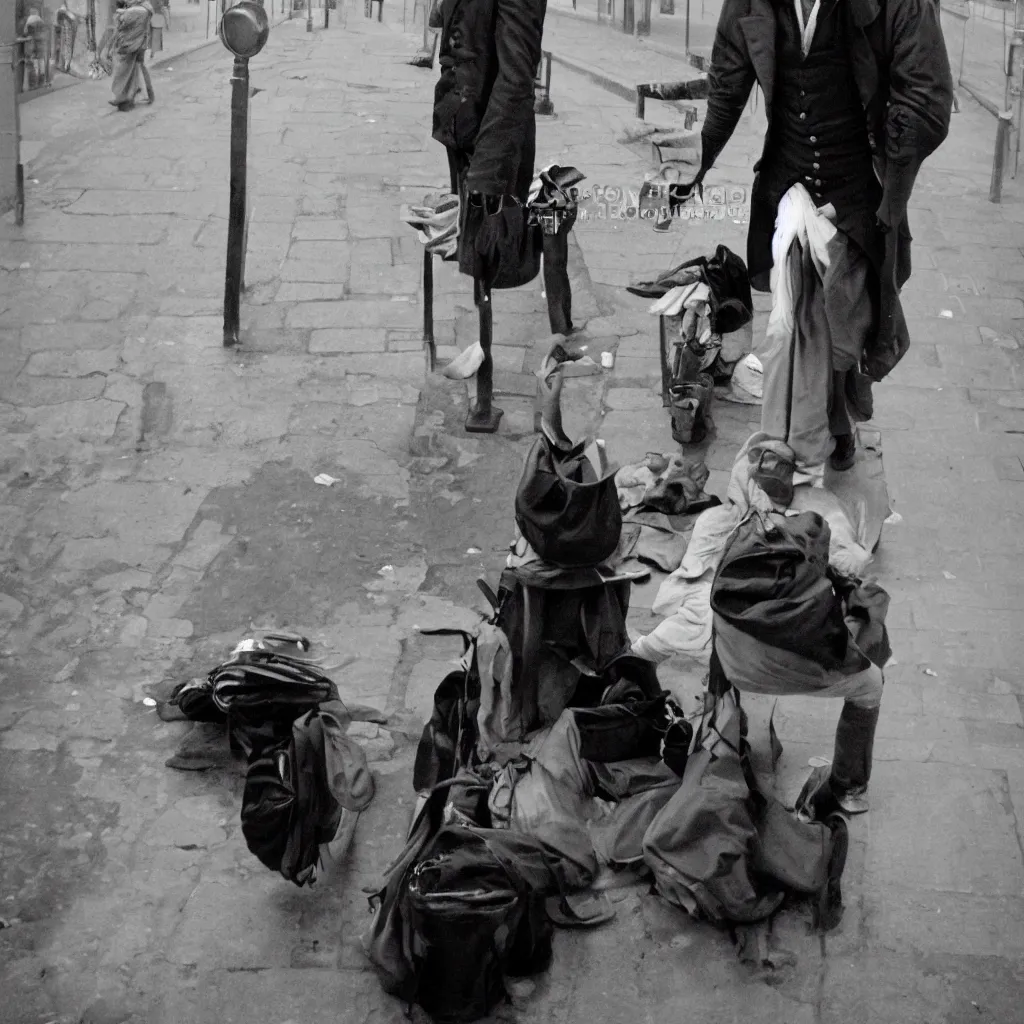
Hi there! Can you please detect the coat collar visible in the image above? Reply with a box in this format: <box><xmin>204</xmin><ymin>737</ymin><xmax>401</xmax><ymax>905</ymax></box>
<box><xmin>738</xmin><ymin>0</ymin><xmax>778</xmax><ymax>108</ymax></box>
<box><xmin>738</xmin><ymin>0</ymin><xmax>880</xmax><ymax>113</ymax></box>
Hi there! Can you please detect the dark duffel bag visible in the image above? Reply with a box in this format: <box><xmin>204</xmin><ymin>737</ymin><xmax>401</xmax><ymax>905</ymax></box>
<box><xmin>515</xmin><ymin>435</ymin><xmax>622</xmax><ymax>569</ymax></box>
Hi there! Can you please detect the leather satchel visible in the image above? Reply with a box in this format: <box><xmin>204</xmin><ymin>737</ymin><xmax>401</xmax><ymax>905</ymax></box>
<box><xmin>460</xmin><ymin>193</ymin><xmax>542</xmax><ymax>290</ymax></box>
<box><xmin>514</xmin><ymin>436</ymin><xmax>622</xmax><ymax>569</ymax></box>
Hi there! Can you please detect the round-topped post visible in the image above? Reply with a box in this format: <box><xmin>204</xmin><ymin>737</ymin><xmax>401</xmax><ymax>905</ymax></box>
<box><xmin>219</xmin><ymin>0</ymin><xmax>269</xmax><ymax>347</ymax></box>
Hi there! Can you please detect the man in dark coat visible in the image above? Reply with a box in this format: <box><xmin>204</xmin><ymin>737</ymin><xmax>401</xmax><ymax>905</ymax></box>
<box><xmin>431</xmin><ymin>0</ymin><xmax>546</xmax><ymax>287</ymax></box>
<box><xmin>685</xmin><ymin>0</ymin><xmax>952</xmax><ymax>472</ymax></box>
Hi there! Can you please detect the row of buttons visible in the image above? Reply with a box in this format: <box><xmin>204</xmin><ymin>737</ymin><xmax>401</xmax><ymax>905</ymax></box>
<box><xmin>806</xmin><ymin>126</ymin><xmax>822</xmax><ymax>195</ymax></box>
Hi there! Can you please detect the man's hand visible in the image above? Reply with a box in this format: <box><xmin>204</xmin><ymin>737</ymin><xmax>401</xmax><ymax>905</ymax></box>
<box><xmin>668</xmin><ymin>179</ymin><xmax>704</xmax><ymax>213</ymax></box>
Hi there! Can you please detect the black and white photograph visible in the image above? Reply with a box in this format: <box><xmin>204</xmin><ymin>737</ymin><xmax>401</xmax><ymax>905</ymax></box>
<box><xmin>1</xmin><ymin>0</ymin><xmax>1022</xmax><ymax>1020</ymax></box>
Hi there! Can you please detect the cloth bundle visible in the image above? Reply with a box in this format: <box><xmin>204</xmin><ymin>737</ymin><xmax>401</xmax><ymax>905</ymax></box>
<box><xmin>631</xmin><ymin>434</ymin><xmax>781</xmax><ymax>665</ymax></box>
<box><xmin>723</xmin><ymin>353</ymin><xmax>764</xmax><ymax>405</ymax></box>
<box><xmin>628</xmin><ymin>244</ymin><xmax>753</xmax><ymax>336</ymax></box>
<box><xmin>615</xmin><ymin>453</ymin><xmax>711</xmax><ymax>516</ymax></box>
<box><xmin>527</xmin><ymin>164</ymin><xmax>586</xmax><ymax>234</ymax></box>
<box><xmin>401</xmin><ymin>192</ymin><xmax>460</xmax><ymax>259</ymax></box>
<box><xmin>760</xmin><ymin>183</ymin><xmax>875</xmax><ymax>481</ymax></box>
<box><xmin>631</xmin><ymin>432</ymin><xmax>874</xmax><ymax>666</ymax></box>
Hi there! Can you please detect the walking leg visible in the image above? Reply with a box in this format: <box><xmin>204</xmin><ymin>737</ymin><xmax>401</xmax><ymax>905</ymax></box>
<box><xmin>139</xmin><ymin>54</ymin><xmax>155</xmax><ymax>103</ymax></box>
<box><xmin>829</xmin><ymin>701</ymin><xmax>879</xmax><ymax>813</ymax></box>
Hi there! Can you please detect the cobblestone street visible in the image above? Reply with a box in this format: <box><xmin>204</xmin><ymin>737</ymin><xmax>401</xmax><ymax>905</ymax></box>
<box><xmin>2</xmin><ymin>5</ymin><xmax>1024</xmax><ymax>1024</ymax></box>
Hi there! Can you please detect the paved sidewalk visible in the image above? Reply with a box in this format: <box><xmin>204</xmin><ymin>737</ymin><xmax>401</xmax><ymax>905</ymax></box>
<box><xmin>0</xmin><ymin>8</ymin><xmax>1023</xmax><ymax>1024</ymax></box>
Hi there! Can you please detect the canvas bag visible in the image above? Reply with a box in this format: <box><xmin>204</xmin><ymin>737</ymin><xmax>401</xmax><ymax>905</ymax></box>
<box><xmin>515</xmin><ymin>435</ymin><xmax>622</xmax><ymax>568</ymax></box>
<box><xmin>642</xmin><ymin>688</ymin><xmax>784</xmax><ymax>924</ymax></box>
<box><xmin>405</xmin><ymin>826</ymin><xmax>556</xmax><ymax>1023</ymax></box>
<box><xmin>240</xmin><ymin>701</ymin><xmax>374</xmax><ymax>887</ymax></box>
<box><xmin>711</xmin><ymin>508</ymin><xmax>853</xmax><ymax>670</ymax></box>
<box><xmin>460</xmin><ymin>193</ymin><xmax>542</xmax><ymax>290</ymax></box>
<box><xmin>363</xmin><ymin>783</ymin><xmax>558</xmax><ymax>1018</ymax></box>
<box><xmin>475</xmin><ymin>622</ymin><xmax>524</xmax><ymax>763</ymax></box>
<box><xmin>413</xmin><ymin>628</ymin><xmax>486</xmax><ymax>793</ymax></box>
<box><xmin>642</xmin><ymin>688</ymin><xmax>832</xmax><ymax>924</ymax></box>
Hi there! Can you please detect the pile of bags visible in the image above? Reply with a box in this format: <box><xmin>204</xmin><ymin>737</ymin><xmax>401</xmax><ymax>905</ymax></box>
<box><xmin>361</xmin><ymin>356</ymin><xmax>852</xmax><ymax>1023</ymax></box>
<box><xmin>166</xmin><ymin>632</ymin><xmax>375</xmax><ymax>887</ymax></box>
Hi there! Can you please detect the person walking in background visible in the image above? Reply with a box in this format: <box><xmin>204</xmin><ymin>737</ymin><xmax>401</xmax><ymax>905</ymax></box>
<box><xmin>109</xmin><ymin>0</ymin><xmax>155</xmax><ymax>111</ymax></box>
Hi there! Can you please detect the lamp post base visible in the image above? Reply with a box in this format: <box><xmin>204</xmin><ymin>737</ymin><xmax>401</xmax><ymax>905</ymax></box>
<box><xmin>465</xmin><ymin>403</ymin><xmax>504</xmax><ymax>434</ymax></box>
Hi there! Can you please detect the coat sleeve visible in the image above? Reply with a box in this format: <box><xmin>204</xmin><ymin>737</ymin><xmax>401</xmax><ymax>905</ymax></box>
<box><xmin>876</xmin><ymin>0</ymin><xmax>953</xmax><ymax>226</ymax></box>
<box><xmin>464</xmin><ymin>0</ymin><xmax>545</xmax><ymax>196</ymax></box>
<box><xmin>698</xmin><ymin>0</ymin><xmax>757</xmax><ymax>183</ymax></box>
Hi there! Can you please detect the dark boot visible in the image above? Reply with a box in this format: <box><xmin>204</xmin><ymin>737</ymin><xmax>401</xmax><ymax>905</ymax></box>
<box><xmin>830</xmin><ymin>701</ymin><xmax>879</xmax><ymax>814</ymax></box>
<box><xmin>830</xmin><ymin>433</ymin><xmax>856</xmax><ymax>472</ymax></box>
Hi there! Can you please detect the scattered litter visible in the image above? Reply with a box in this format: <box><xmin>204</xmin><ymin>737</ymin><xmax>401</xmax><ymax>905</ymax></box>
<box><xmin>883</xmin><ymin>511</ymin><xmax>903</xmax><ymax>525</ymax></box>
<box><xmin>19</xmin><ymin>262</ymin><xmax>30</xmax><ymax>270</ymax></box>
<box><xmin>30</xmin><ymin>179</ymin><xmax>39</xmax><ymax>184</ymax></box>
<box><xmin>379</xmin><ymin>565</ymin><xmax>395</xmax><ymax>575</ymax></box>
<box><xmin>367</xmin><ymin>119</ymin><xmax>376</xmax><ymax>123</ymax></box>
<box><xmin>142</xmin><ymin>697</ymin><xmax>157</xmax><ymax>707</ymax></box>
<box><xmin>730</xmin><ymin>353</ymin><xmax>763</xmax><ymax>401</ymax></box>
<box><xmin>541</xmin><ymin>290</ymin><xmax>547</xmax><ymax>298</ymax></box>
<box><xmin>923</xmin><ymin>668</ymin><xmax>938</xmax><ymax>677</ymax></box>
<box><xmin>601</xmin><ymin>351</ymin><xmax>615</xmax><ymax>369</ymax></box>
<box><xmin>808</xmin><ymin>756</ymin><xmax>831</xmax><ymax>768</ymax></box>
<box><xmin>466</xmin><ymin>547</ymin><xmax>482</xmax><ymax>554</ymax></box>
<box><xmin>939</xmin><ymin>309</ymin><xmax>953</xmax><ymax>318</ymax></box>
<box><xmin>313</xmin><ymin>473</ymin><xmax>338</xmax><ymax>487</ymax></box>
<box><xmin>54</xmin><ymin>658</ymin><xmax>79</xmax><ymax>683</ymax></box>
<box><xmin>942</xmin><ymin>571</ymin><xmax>956</xmax><ymax>580</ymax></box>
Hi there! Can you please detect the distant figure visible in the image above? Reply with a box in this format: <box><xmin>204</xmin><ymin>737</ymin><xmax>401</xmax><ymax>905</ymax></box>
<box><xmin>109</xmin><ymin>0</ymin><xmax>155</xmax><ymax>111</ymax></box>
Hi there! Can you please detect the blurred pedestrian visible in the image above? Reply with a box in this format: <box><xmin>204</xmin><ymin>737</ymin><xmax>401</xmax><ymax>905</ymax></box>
<box><xmin>109</xmin><ymin>0</ymin><xmax>155</xmax><ymax>111</ymax></box>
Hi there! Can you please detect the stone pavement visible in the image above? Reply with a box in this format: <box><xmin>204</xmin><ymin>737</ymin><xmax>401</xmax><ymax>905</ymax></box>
<box><xmin>1</xmin><ymin>6</ymin><xmax>1024</xmax><ymax>1024</ymax></box>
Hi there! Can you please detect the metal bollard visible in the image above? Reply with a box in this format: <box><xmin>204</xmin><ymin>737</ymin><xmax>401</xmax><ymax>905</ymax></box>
<box><xmin>219</xmin><ymin>0</ymin><xmax>269</xmax><ymax>347</ymax></box>
<box><xmin>990</xmin><ymin>110</ymin><xmax>1012</xmax><ymax>203</ymax></box>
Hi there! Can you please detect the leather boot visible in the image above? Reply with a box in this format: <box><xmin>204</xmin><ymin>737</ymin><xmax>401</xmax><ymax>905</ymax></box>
<box><xmin>829</xmin><ymin>701</ymin><xmax>879</xmax><ymax>814</ymax></box>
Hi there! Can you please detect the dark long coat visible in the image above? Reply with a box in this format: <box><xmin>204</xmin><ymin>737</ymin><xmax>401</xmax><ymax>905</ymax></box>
<box><xmin>431</xmin><ymin>0</ymin><xmax>547</xmax><ymax>201</ymax></box>
<box><xmin>695</xmin><ymin>0</ymin><xmax>953</xmax><ymax>380</ymax></box>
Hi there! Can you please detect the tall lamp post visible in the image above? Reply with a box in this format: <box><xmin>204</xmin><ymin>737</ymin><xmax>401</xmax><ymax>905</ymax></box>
<box><xmin>219</xmin><ymin>0</ymin><xmax>269</xmax><ymax>347</ymax></box>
